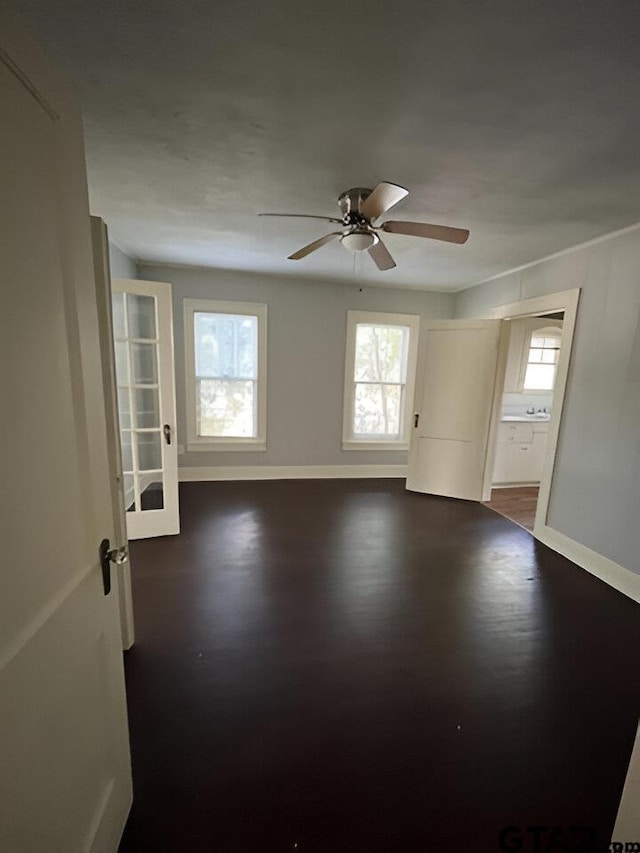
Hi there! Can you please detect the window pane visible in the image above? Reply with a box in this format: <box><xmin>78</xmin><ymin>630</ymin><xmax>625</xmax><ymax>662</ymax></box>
<box><xmin>140</xmin><ymin>477</ymin><xmax>164</xmax><ymax>511</ymax></box>
<box><xmin>354</xmin><ymin>324</ymin><xmax>408</xmax><ymax>383</ymax></box>
<box><xmin>118</xmin><ymin>387</ymin><xmax>131</xmax><ymax>429</ymax></box>
<box><xmin>136</xmin><ymin>431</ymin><xmax>162</xmax><ymax>470</ymax></box>
<box><xmin>123</xmin><ymin>473</ymin><xmax>135</xmax><ymax>512</ymax></box>
<box><xmin>127</xmin><ymin>294</ymin><xmax>156</xmax><ymax>339</ymax></box>
<box><xmin>115</xmin><ymin>340</ymin><xmax>129</xmax><ymax>386</ymax></box>
<box><xmin>353</xmin><ymin>383</ymin><xmax>403</xmax><ymax>437</ymax></box>
<box><xmin>197</xmin><ymin>379</ymin><xmax>255</xmax><ymax>437</ymax></box>
<box><xmin>121</xmin><ymin>430</ymin><xmax>133</xmax><ymax>472</ymax></box>
<box><xmin>524</xmin><ymin>363</ymin><xmax>555</xmax><ymax>390</ymax></box>
<box><xmin>543</xmin><ymin>337</ymin><xmax>560</xmax><ymax>348</ymax></box>
<box><xmin>541</xmin><ymin>349</ymin><xmax>557</xmax><ymax>364</ymax></box>
<box><xmin>195</xmin><ymin>313</ymin><xmax>257</xmax><ymax>379</ymax></box>
<box><xmin>134</xmin><ymin>387</ymin><xmax>160</xmax><ymax>428</ymax></box>
<box><xmin>530</xmin><ymin>336</ymin><xmax>545</xmax><ymax>347</ymax></box>
<box><xmin>528</xmin><ymin>348</ymin><xmax>543</xmax><ymax>363</ymax></box>
<box><xmin>112</xmin><ymin>293</ymin><xmax>126</xmax><ymax>338</ymax></box>
<box><xmin>131</xmin><ymin>342</ymin><xmax>158</xmax><ymax>384</ymax></box>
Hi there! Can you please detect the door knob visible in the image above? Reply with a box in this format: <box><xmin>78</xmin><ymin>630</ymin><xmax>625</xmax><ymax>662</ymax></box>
<box><xmin>109</xmin><ymin>546</ymin><xmax>129</xmax><ymax>565</ymax></box>
<box><xmin>99</xmin><ymin>539</ymin><xmax>129</xmax><ymax>596</ymax></box>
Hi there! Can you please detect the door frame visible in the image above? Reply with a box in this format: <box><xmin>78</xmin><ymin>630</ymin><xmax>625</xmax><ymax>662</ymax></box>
<box><xmin>484</xmin><ymin>288</ymin><xmax>581</xmax><ymax>538</ymax></box>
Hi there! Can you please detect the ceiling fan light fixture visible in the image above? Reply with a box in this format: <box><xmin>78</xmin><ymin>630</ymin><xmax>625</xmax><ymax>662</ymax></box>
<box><xmin>341</xmin><ymin>231</ymin><xmax>378</xmax><ymax>252</ymax></box>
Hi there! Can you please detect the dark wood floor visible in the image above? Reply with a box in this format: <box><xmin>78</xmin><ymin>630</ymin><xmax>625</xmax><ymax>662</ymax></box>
<box><xmin>485</xmin><ymin>486</ymin><xmax>540</xmax><ymax>531</ymax></box>
<box><xmin>119</xmin><ymin>480</ymin><xmax>640</xmax><ymax>853</ymax></box>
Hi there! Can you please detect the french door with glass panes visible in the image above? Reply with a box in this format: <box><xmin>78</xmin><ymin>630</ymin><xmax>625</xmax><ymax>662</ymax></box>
<box><xmin>112</xmin><ymin>279</ymin><xmax>180</xmax><ymax>539</ymax></box>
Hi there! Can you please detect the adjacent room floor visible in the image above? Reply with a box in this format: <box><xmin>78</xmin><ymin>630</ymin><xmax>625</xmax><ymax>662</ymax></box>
<box><xmin>118</xmin><ymin>480</ymin><xmax>640</xmax><ymax>853</ymax></box>
<box><xmin>484</xmin><ymin>486</ymin><xmax>540</xmax><ymax>531</ymax></box>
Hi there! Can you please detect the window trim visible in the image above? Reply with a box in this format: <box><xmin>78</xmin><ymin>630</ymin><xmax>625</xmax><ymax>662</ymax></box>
<box><xmin>342</xmin><ymin>310</ymin><xmax>420</xmax><ymax>451</ymax></box>
<box><xmin>184</xmin><ymin>299</ymin><xmax>267</xmax><ymax>451</ymax></box>
<box><xmin>517</xmin><ymin>325</ymin><xmax>562</xmax><ymax>393</ymax></box>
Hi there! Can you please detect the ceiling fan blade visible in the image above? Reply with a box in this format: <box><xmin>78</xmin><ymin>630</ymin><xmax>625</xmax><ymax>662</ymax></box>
<box><xmin>368</xmin><ymin>236</ymin><xmax>396</xmax><ymax>271</ymax></box>
<box><xmin>259</xmin><ymin>213</ymin><xmax>343</xmax><ymax>224</ymax></box>
<box><xmin>288</xmin><ymin>232</ymin><xmax>342</xmax><ymax>260</ymax></box>
<box><xmin>382</xmin><ymin>220</ymin><xmax>470</xmax><ymax>244</ymax></box>
<box><xmin>360</xmin><ymin>182</ymin><xmax>409</xmax><ymax>221</ymax></box>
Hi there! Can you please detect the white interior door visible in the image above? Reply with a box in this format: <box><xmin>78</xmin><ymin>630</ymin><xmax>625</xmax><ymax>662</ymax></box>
<box><xmin>406</xmin><ymin>320</ymin><xmax>503</xmax><ymax>501</ymax></box>
<box><xmin>113</xmin><ymin>278</ymin><xmax>180</xmax><ymax>539</ymax></box>
<box><xmin>92</xmin><ymin>220</ymin><xmax>135</xmax><ymax>650</ymax></box>
<box><xmin>1</xmin><ymin>11</ymin><xmax>132</xmax><ymax>852</ymax></box>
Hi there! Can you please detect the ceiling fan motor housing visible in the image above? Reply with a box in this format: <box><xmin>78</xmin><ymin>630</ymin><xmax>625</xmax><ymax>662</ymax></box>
<box><xmin>337</xmin><ymin>188</ymin><xmax>378</xmax><ymax>250</ymax></box>
<box><xmin>338</xmin><ymin>187</ymin><xmax>373</xmax><ymax>219</ymax></box>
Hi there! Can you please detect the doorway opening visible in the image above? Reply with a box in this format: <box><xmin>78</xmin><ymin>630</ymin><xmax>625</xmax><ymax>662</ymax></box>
<box><xmin>481</xmin><ymin>288</ymin><xmax>580</xmax><ymax>538</ymax></box>
<box><xmin>484</xmin><ymin>310</ymin><xmax>564</xmax><ymax>531</ymax></box>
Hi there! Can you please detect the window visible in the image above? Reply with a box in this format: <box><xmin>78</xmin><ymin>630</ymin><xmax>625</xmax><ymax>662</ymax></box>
<box><xmin>184</xmin><ymin>300</ymin><xmax>267</xmax><ymax>450</ymax></box>
<box><xmin>522</xmin><ymin>327</ymin><xmax>561</xmax><ymax>391</ymax></box>
<box><xmin>342</xmin><ymin>311</ymin><xmax>419</xmax><ymax>450</ymax></box>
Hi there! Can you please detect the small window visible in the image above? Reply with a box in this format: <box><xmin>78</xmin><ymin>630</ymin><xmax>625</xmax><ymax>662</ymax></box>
<box><xmin>184</xmin><ymin>300</ymin><xmax>267</xmax><ymax>450</ymax></box>
<box><xmin>522</xmin><ymin>328</ymin><xmax>561</xmax><ymax>391</ymax></box>
<box><xmin>343</xmin><ymin>311</ymin><xmax>419</xmax><ymax>450</ymax></box>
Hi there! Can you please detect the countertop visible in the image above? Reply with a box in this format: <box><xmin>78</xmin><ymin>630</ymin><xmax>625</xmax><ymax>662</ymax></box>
<box><xmin>501</xmin><ymin>414</ymin><xmax>551</xmax><ymax>423</ymax></box>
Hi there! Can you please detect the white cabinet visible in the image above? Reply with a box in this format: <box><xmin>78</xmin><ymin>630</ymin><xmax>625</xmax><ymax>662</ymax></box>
<box><xmin>493</xmin><ymin>421</ymin><xmax>549</xmax><ymax>484</ymax></box>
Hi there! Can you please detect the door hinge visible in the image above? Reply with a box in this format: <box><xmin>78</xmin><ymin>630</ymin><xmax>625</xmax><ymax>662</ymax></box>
<box><xmin>414</xmin><ymin>413</ymin><xmax>420</xmax><ymax>428</ymax></box>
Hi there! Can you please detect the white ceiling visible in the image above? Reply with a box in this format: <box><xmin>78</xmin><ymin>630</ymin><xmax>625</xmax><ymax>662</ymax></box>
<box><xmin>14</xmin><ymin>0</ymin><xmax>640</xmax><ymax>290</ymax></box>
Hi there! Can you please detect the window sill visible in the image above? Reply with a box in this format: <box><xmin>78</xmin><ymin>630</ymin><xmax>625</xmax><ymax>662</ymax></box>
<box><xmin>342</xmin><ymin>440</ymin><xmax>409</xmax><ymax>452</ymax></box>
<box><xmin>187</xmin><ymin>440</ymin><xmax>267</xmax><ymax>453</ymax></box>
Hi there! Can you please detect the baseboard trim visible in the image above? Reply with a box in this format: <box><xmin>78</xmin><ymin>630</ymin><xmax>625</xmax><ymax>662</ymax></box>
<box><xmin>537</xmin><ymin>524</ymin><xmax>640</xmax><ymax>604</ymax></box>
<box><xmin>179</xmin><ymin>464</ymin><xmax>408</xmax><ymax>482</ymax></box>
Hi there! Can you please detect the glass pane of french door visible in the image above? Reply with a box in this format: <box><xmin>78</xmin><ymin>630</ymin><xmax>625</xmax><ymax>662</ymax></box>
<box><xmin>112</xmin><ymin>281</ymin><xmax>179</xmax><ymax>538</ymax></box>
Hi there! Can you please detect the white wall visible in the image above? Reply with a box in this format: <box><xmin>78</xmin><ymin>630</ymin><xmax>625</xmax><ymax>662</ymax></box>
<box><xmin>455</xmin><ymin>227</ymin><xmax>640</xmax><ymax>575</ymax></box>
<box><xmin>109</xmin><ymin>242</ymin><xmax>136</xmax><ymax>279</ymax></box>
<box><xmin>138</xmin><ymin>263</ymin><xmax>454</xmax><ymax>470</ymax></box>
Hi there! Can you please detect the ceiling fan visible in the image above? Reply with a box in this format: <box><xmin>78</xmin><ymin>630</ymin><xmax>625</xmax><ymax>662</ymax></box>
<box><xmin>258</xmin><ymin>181</ymin><xmax>469</xmax><ymax>271</ymax></box>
